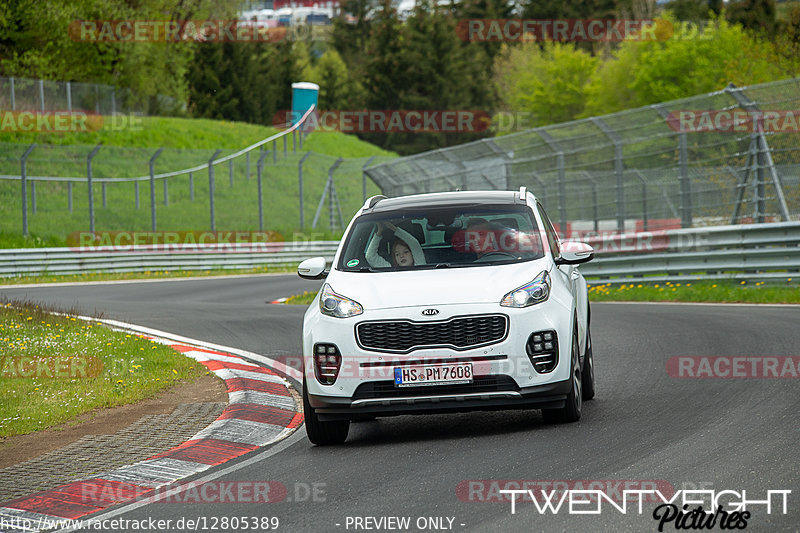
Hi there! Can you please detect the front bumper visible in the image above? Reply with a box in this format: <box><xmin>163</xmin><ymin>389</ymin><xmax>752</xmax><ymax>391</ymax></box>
<box><xmin>309</xmin><ymin>378</ymin><xmax>571</xmax><ymax>421</ymax></box>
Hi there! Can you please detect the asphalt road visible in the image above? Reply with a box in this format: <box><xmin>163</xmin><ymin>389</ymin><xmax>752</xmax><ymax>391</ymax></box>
<box><xmin>2</xmin><ymin>276</ymin><xmax>798</xmax><ymax>532</ymax></box>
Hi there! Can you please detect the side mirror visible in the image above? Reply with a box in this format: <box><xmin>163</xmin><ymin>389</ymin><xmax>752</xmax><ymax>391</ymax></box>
<box><xmin>556</xmin><ymin>241</ymin><xmax>594</xmax><ymax>265</ymax></box>
<box><xmin>298</xmin><ymin>257</ymin><xmax>329</xmax><ymax>279</ymax></box>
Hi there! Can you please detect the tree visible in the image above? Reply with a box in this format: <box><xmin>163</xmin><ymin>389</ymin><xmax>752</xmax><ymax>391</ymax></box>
<box><xmin>726</xmin><ymin>0</ymin><xmax>777</xmax><ymax>35</ymax></box>
<box><xmin>493</xmin><ymin>42</ymin><xmax>598</xmax><ymax>128</ymax></box>
<box><xmin>304</xmin><ymin>49</ymin><xmax>364</xmax><ymax>110</ymax></box>
<box><xmin>0</xmin><ymin>0</ymin><xmax>240</xmax><ymax>114</ymax></box>
<box><xmin>582</xmin><ymin>14</ymin><xmax>789</xmax><ymax>116</ymax></box>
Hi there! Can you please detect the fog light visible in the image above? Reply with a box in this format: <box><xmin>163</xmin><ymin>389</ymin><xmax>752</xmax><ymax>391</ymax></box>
<box><xmin>313</xmin><ymin>343</ymin><xmax>342</xmax><ymax>385</ymax></box>
<box><xmin>526</xmin><ymin>330</ymin><xmax>558</xmax><ymax>374</ymax></box>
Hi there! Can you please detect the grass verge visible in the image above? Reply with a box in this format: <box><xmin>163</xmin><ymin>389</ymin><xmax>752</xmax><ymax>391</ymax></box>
<box><xmin>588</xmin><ymin>280</ymin><xmax>800</xmax><ymax>303</ymax></box>
<box><xmin>284</xmin><ymin>291</ymin><xmax>318</xmax><ymax>306</ymax></box>
<box><xmin>0</xmin><ymin>301</ymin><xmax>207</xmax><ymax>437</ymax></box>
<box><xmin>1</xmin><ymin>116</ymin><xmax>395</xmax><ymax>245</ymax></box>
<box><xmin>0</xmin><ymin>265</ymin><xmax>303</xmax><ymax>286</ymax></box>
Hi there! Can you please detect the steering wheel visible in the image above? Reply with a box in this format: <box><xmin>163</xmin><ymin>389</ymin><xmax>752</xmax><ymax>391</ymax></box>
<box><xmin>477</xmin><ymin>251</ymin><xmax>517</xmax><ymax>261</ymax></box>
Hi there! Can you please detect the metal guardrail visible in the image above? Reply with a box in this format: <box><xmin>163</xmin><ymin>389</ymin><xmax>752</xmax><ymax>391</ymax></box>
<box><xmin>0</xmin><ymin>223</ymin><xmax>798</xmax><ymax>282</ymax></box>
<box><xmin>580</xmin><ymin>221</ymin><xmax>800</xmax><ymax>284</ymax></box>
<box><xmin>0</xmin><ymin>242</ymin><xmax>340</xmax><ymax>277</ymax></box>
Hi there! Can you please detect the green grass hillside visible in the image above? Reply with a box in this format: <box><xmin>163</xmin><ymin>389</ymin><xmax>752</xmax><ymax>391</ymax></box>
<box><xmin>0</xmin><ymin>116</ymin><xmax>396</xmax><ymax>246</ymax></box>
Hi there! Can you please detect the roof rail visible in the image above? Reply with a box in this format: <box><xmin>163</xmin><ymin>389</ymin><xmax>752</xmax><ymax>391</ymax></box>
<box><xmin>362</xmin><ymin>195</ymin><xmax>387</xmax><ymax>211</ymax></box>
<box><xmin>518</xmin><ymin>186</ymin><xmax>528</xmax><ymax>204</ymax></box>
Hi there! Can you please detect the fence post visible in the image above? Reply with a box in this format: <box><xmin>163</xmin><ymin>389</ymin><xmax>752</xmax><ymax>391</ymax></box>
<box><xmin>589</xmin><ymin>117</ymin><xmax>625</xmax><ymax>233</ymax></box>
<box><xmin>328</xmin><ymin>158</ymin><xmax>343</xmax><ymax>231</ymax></box>
<box><xmin>68</xmin><ymin>182</ymin><xmax>73</xmax><ymax>213</ymax></box>
<box><xmin>102</xmin><ymin>181</ymin><xmax>107</xmax><ymax>209</ymax></box>
<box><xmin>362</xmin><ymin>156</ymin><xmax>376</xmax><ymax>203</ymax></box>
<box><xmin>20</xmin><ymin>144</ymin><xmax>36</xmax><ymax>236</ymax></box>
<box><xmin>111</xmin><ymin>88</ymin><xmax>116</xmax><ymax>115</ymax></box>
<box><xmin>208</xmin><ymin>150</ymin><xmax>222</xmax><ymax>232</ymax></box>
<box><xmin>679</xmin><ymin>132</ymin><xmax>691</xmax><ymax>227</ymax></box>
<box><xmin>87</xmin><ymin>144</ymin><xmax>101</xmax><ymax>233</ymax></box>
<box><xmin>652</xmin><ymin>105</ymin><xmax>692</xmax><ymax>228</ymax></box>
<box><xmin>528</xmin><ymin>171</ymin><xmax>547</xmax><ymax>210</ymax></box>
<box><xmin>283</xmin><ymin>135</ymin><xmax>287</xmax><ymax>158</ymax></box>
<box><xmin>9</xmin><ymin>77</ymin><xmax>15</xmax><ymax>110</ymax></box>
<box><xmin>273</xmin><ymin>140</ymin><xmax>277</xmax><ymax>163</ymax></box>
<box><xmin>633</xmin><ymin>170</ymin><xmax>648</xmax><ymax>231</ymax></box>
<box><xmin>246</xmin><ymin>151</ymin><xmax>250</xmax><ymax>181</ymax></box>
<box><xmin>755</xmin><ymin>136</ymin><xmax>765</xmax><ymax>224</ymax></box>
<box><xmin>66</xmin><ymin>82</ymin><xmax>72</xmax><ymax>113</ymax></box>
<box><xmin>257</xmin><ymin>151</ymin><xmax>269</xmax><ymax>232</ymax></box>
<box><xmin>135</xmin><ymin>181</ymin><xmax>139</xmax><ymax>209</ymax></box>
<box><xmin>189</xmin><ymin>172</ymin><xmax>194</xmax><ymax>201</ymax></box>
<box><xmin>229</xmin><ymin>158</ymin><xmax>234</xmax><ymax>187</ymax></box>
<box><xmin>39</xmin><ymin>79</ymin><xmax>45</xmax><ymax>112</ymax></box>
<box><xmin>293</xmin><ymin>130</ymin><xmax>297</xmax><ymax>153</ymax></box>
<box><xmin>537</xmin><ymin>129</ymin><xmax>568</xmax><ymax>237</ymax></box>
<box><xmin>31</xmin><ymin>181</ymin><xmax>37</xmax><ymax>214</ymax></box>
<box><xmin>149</xmin><ymin>148</ymin><xmax>164</xmax><ymax>231</ymax></box>
<box><xmin>298</xmin><ymin>151</ymin><xmax>312</xmax><ymax>230</ymax></box>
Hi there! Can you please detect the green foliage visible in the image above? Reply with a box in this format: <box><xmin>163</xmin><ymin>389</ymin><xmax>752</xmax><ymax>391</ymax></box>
<box><xmin>726</xmin><ymin>0</ymin><xmax>777</xmax><ymax>34</ymax></box>
<box><xmin>302</xmin><ymin>49</ymin><xmax>364</xmax><ymax>110</ymax></box>
<box><xmin>187</xmin><ymin>40</ymin><xmax>301</xmax><ymax>126</ymax></box>
<box><xmin>359</xmin><ymin>0</ymin><xmax>492</xmax><ymax>154</ymax></box>
<box><xmin>0</xmin><ymin>0</ymin><xmax>240</xmax><ymax>113</ymax></box>
<box><xmin>582</xmin><ymin>13</ymin><xmax>791</xmax><ymax>116</ymax></box>
<box><xmin>493</xmin><ymin>42</ymin><xmax>598</xmax><ymax>128</ymax></box>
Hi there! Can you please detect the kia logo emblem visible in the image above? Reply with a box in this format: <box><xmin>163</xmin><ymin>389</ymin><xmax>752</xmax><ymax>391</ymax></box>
<box><xmin>421</xmin><ymin>309</ymin><xmax>439</xmax><ymax>316</ymax></box>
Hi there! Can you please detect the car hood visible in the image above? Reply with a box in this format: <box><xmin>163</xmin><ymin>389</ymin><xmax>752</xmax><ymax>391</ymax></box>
<box><xmin>326</xmin><ymin>259</ymin><xmax>551</xmax><ymax>310</ymax></box>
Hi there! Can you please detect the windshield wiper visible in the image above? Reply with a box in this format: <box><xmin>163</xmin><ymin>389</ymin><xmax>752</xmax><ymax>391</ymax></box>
<box><xmin>434</xmin><ymin>263</ymin><xmax>451</xmax><ymax>268</ymax></box>
<box><xmin>358</xmin><ymin>266</ymin><xmax>378</xmax><ymax>273</ymax></box>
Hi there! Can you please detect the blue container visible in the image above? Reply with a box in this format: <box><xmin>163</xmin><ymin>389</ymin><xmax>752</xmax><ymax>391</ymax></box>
<box><xmin>291</xmin><ymin>82</ymin><xmax>319</xmax><ymax>126</ymax></box>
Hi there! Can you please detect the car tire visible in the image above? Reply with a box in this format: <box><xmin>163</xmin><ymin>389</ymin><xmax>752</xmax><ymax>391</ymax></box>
<box><xmin>302</xmin><ymin>379</ymin><xmax>350</xmax><ymax>445</ymax></box>
<box><xmin>581</xmin><ymin>326</ymin><xmax>595</xmax><ymax>401</ymax></box>
<box><xmin>542</xmin><ymin>326</ymin><xmax>582</xmax><ymax>424</ymax></box>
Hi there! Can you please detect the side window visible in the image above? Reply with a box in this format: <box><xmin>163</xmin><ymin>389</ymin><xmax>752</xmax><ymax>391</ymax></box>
<box><xmin>536</xmin><ymin>203</ymin><xmax>561</xmax><ymax>259</ymax></box>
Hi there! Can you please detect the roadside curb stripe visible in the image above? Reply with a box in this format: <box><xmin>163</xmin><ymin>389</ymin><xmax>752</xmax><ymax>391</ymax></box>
<box><xmin>0</xmin><ymin>331</ymin><xmax>303</xmax><ymax>529</ymax></box>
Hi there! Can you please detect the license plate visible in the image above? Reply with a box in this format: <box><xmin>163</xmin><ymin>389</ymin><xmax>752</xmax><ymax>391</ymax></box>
<box><xmin>393</xmin><ymin>362</ymin><xmax>473</xmax><ymax>387</ymax></box>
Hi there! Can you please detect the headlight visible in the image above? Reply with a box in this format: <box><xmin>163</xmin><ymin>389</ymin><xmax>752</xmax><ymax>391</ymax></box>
<box><xmin>319</xmin><ymin>283</ymin><xmax>363</xmax><ymax>318</ymax></box>
<box><xmin>500</xmin><ymin>270</ymin><xmax>551</xmax><ymax>308</ymax></box>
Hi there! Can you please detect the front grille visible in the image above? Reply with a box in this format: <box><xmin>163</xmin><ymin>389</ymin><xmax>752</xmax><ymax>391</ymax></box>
<box><xmin>356</xmin><ymin>314</ymin><xmax>508</xmax><ymax>353</ymax></box>
<box><xmin>353</xmin><ymin>375</ymin><xmax>519</xmax><ymax>400</ymax></box>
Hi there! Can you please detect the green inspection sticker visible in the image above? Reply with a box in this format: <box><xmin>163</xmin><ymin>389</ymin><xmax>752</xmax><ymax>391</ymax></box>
<box><xmin>347</xmin><ymin>259</ymin><xmax>359</xmax><ymax>267</ymax></box>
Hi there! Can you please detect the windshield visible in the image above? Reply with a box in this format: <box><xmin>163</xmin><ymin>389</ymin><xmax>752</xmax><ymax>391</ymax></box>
<box><xmin>337</xmin><ymin>204</ymin><xmax>544</xmax><ymax>272</ymax></box>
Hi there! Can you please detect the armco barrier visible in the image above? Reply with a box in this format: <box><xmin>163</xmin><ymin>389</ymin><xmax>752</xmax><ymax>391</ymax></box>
<box><xmin>580</xmin><ymin>221</ymin><xmax>800</xmax><ymax>284</ymax></box>
<box><xmin>0</xmin><ymin>223</ymin><xmax>798</xmax><ymax>282</ymax></box>
<box><xmin>0</xmin><ymin>241</ymin><xmax>340</xmax><ymax>277</ymax></box>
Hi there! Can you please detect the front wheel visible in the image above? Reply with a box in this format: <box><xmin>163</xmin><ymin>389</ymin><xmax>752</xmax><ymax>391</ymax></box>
<box><xmin>302</xmin><ymin>379</ymin><xmax>350</xmax><ymax>445</ymax></box>
<box><xmin>542</xmin><ymin>327</ymin><xmax>582</xmax><ymax>424</ymax></box>
<box><xmin>581</xmin><ymin>327</ymin><xmax>595</xmax><ymax>401</ymax></box>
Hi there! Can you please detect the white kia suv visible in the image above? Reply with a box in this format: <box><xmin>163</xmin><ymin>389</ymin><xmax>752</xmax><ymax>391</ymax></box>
<box><xmin>297</xmin><ymin>188</ymin><xmax>595</xmax><ymax>445</ymax></box>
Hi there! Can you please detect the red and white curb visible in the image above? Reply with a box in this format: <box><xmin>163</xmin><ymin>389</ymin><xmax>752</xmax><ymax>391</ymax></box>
<box><xmin>0</xmin><ymin>323</ymin><xmax>303</xmax><ymax>532</ymax></box>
